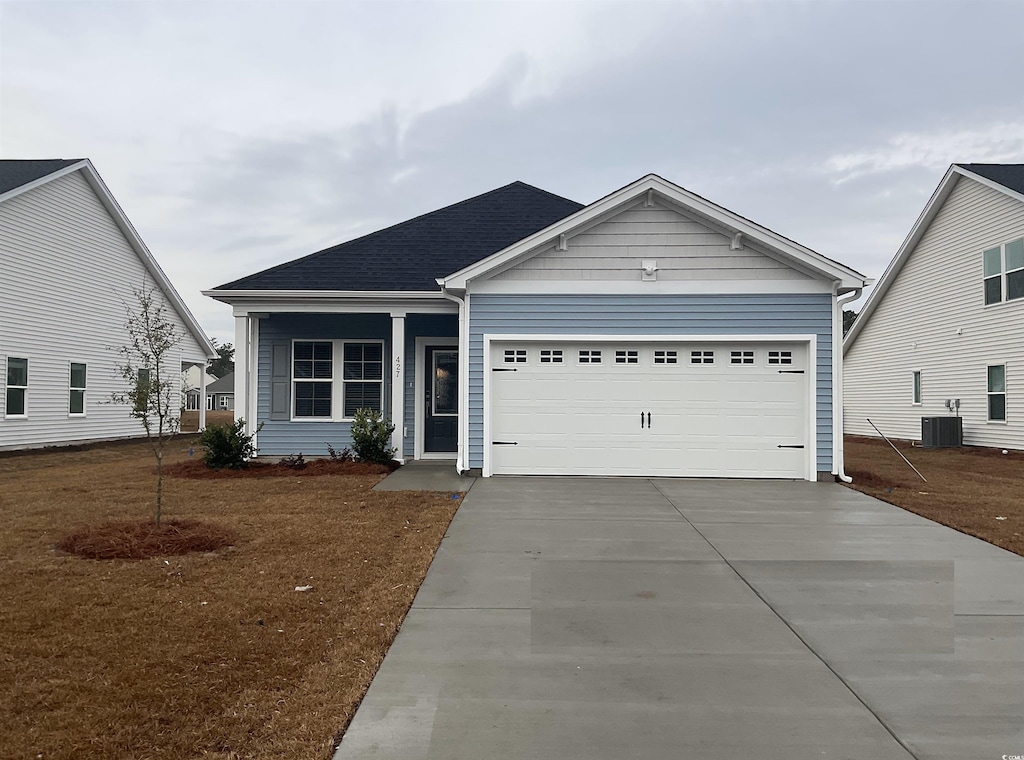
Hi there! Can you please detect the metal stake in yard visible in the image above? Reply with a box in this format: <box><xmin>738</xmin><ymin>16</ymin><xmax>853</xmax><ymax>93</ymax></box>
<box><xmin>866</xmin><ymin>418</ymin><xmax>927</xmax><ymax>482</ymax></box>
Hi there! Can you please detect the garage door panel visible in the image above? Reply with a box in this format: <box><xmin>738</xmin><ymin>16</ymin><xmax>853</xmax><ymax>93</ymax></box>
<box><xmin>489</xmin><ymin>341</ymin><xmax>809</xmax><ymax>479</ymax></box>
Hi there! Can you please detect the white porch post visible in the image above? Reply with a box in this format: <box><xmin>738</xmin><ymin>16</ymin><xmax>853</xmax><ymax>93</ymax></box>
<box><xmin>198</xmin><ymin>365</ymin><xmax>208</xmax><ymax>430</ymax></box>
<box><xmin>391</xmin><ymin>313</ymin><xmax>406</xmax><ymax>463</ymax></box>
<box><xmin>234</xmin><ymin>314</ymin><xmax>249</xmax><ymax>435</ymax></box>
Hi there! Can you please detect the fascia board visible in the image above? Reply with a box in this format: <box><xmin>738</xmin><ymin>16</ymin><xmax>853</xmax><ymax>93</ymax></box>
<box><xmin>443</xmin><ymin>173</ymin><xmax>866</xmax><ymax>289</ymax></box>
<box><xmin>78</xmin><ymin>161</ymin><xmax>218</xmax><ymax>359</ymax></box>
<box><xmin>202</xmin><ymin>289</ymin><xmax>448</xmax><ymax>303</ymax></box>
<box><xmin>843</xmin><ymin>165</ymin><xmax>963</xmax><ymax>353</ymax></box>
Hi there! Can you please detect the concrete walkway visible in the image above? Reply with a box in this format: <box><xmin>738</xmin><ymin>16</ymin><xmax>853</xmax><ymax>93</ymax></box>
<box><xmin>373</xmin><ymin>460</ymin><xmax>477</xmax><ymax>493</ymax></box>
<box><xmin>335</xmin><ymin>478</ymin><xmax>1024</xmax><ymax>760</ymax></box>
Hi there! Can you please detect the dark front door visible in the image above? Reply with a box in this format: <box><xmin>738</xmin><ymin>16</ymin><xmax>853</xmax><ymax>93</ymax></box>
<box><xmin>424</xmin><ymin>346</ymin><xmax>458</xmax><ymax>453</ymax></box>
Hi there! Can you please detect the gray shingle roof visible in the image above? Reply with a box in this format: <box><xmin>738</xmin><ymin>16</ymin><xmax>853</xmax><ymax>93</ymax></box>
<box><xmin>0</xmin><ymin>159</ymin><xmax>83</xmax><ymax>196</ymax></box>
<box><xmin>957</xmin><ymin>164</ymin><xmax>1024</xmax><ymax>196</ymax></box>
<box><xmin>216</xmin><ymin>181</ymin><xmax>583</xmax><ymax>292</ymax></box>
<box><xmin>206</xmin><ymin>373</ymin><xmax>234</xmax><ymax>394</ymax></box>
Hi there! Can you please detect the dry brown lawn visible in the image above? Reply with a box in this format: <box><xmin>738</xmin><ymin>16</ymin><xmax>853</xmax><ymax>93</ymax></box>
<box><xmin>845</xmin><ymin>435</ymin><xmax>1024</xmax><ymax>557</ymax></box>
<box><xmin>0</xmin><ymin>439</ymin><xmax>461</xmax><ymax>760</ymax></box>
<box><xmin>180</xmin><ymin>410</ymin><xmax>234</xmax><ymax>432</ymax></box>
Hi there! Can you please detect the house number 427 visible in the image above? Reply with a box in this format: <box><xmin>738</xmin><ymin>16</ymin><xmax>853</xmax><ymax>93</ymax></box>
<box><xmin>394</xmin><ymin>356</ymin><xmax>401</xmax><ymax>377</ymax></box>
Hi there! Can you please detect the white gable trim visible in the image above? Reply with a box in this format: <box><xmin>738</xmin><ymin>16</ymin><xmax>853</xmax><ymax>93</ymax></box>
<box><xmin>843</xmin><ymin>164</ymin><xmax>1024</xmax><ymax>352</ymax></box>
<box><xmin>442</xmin><ymin>174</ymin><xmax>866</xmax><ymax>292</ymax></box>
<box><xmin>1</xmin><ymin>160</ymin><xmax>217</xmax><ymax>359</ymax></box>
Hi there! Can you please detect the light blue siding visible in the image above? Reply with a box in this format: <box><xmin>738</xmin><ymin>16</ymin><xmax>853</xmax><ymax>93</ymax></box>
<box><xmin>467</xmin><ymin>294</ymin><xmax>834</xmax><ymax>473</ymax></box>
<box><xmin>255</xmin><ymin>313</ymin><xmax>455</xmax><ymax>458</ymax></box>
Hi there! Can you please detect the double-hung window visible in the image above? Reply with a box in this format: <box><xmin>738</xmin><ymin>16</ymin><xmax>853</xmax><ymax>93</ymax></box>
<box><xmin>987</xmin><ymin>365</ymin><xmax>1006</xmax><ymax>422</ymax></box>
<box><xmin>5</xmin><ymin>357</ymin><xmax>28</xmax><ymax>417</ymax></box>
<box><xmin>984</xmin><ymin>238</ymin><xmax>1024</xmax><ymax>305</ymax></box>
<box><xmin>343</xmin><ymin>342</ymin><xmax>383</xmax><ymax>418</ymax></box>
<box><xmin>293</xmin><ymin>341</ymin><xmax>333</xmax><ymax>418</ymax></box>
<box><xmin>70</xmin><ymin>363</ymin><xmax>87</xmax><ymax>415</ymax></box>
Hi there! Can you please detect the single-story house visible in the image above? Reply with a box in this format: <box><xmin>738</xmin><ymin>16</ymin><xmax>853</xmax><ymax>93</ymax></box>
<box><xmin>204</xmin><ymin>174</ymin><xmax>867</xmax><ymax>480</ymax></box>
<box><xmin>1</xmin><ymin>159</ymin><xmax>216</xmax><ymax>450</ymax></box>
<box><xmin>205</xmin><ymin>372</ymin><xmax>235</xmax><ymax>411</ymax></box>
<box><xmin>844</xmin><ymin>163</ymin><xmax>1024</xmax><ymax>449</ymax></box>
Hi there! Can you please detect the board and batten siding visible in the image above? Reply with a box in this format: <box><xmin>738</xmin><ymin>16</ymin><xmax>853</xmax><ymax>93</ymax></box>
<box><xmin>845</xmin><ymin>175</ymin><xmax>1024</xmax><ymax>449</ymax></box>
<box><xmin>254</xmin><ymin>313</ymin><xmax>457</xmax><ymax>457</ymax></box>
<box><xmin>0</xmin><ymin>170</ymin><xmax>207</xmax><ymax>450</ymax></box>
<box><xmin>493</xmin><ymin>200</ymin><xmax>813</xmax><ymax>282</ymax></box>
<box><xmin>467</xmin><ymin>294</ymin><xmax>833</xmax><ymax>473</ymax></box>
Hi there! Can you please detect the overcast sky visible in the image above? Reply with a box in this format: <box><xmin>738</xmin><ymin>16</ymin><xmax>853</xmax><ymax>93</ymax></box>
<box><xmin>3</xmin><ymin>0</ymin><xmax>1024</xmax><ymax>345</ymax></box>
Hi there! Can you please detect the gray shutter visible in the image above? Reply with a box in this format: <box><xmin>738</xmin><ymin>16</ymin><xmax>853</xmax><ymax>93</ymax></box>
<box><xmin>270</xmin><ymin>342</ymin><xmax>291</xmax><ymax>420</ymax></box>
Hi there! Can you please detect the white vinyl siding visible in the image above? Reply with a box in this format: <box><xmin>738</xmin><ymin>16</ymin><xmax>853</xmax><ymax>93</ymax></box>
<box><xmin>493</xmin><ymin>200</ymin><xmax>813</xmax><ymax>283</ymax></box>
<box><xmin>0</xmin><ymin>169</ymin><xmax>207</xmax><ymax>449</ymax></box>
<box><xmin>845</xmin><ymin>175</ymin><xmax>1024</xmax><ymax>448</ymax></box>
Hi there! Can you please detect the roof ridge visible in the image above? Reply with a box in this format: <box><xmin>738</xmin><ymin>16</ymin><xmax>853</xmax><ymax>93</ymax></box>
<box><xmin>216</xmin><ymin>181</ymin><xmax>582</xmax><ymax>290</ymax></box>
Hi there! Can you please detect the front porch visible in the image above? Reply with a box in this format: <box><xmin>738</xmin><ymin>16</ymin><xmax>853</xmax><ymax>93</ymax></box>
<box><xmin>233</xmin><ymin>309</ymin><xmax>459</xmax><ymax>462</ymax></box>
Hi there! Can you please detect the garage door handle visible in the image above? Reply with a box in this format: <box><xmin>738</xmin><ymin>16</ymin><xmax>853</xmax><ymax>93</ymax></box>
<box><xmin>492</xmin><ymin>441</ymin><xmax>518</xmax><ymax>446</ymax></box>
<box><xmin>778</xmin><ymin>370</ymin><xmax>805</xmax><ymax>374</ymax></box>
<box><xmin>641</xmin><ymin>412</ymin><xmax>645</xmax><ymax>429</ymax></box>
<box><xmin>647</xmin><ymin>412</ymin><xmax>651</xmax><ymax>428</ymax></box>
<box><xmin>492</xmin><ymin>368</ymin><xmax>517</xmax><ymax>372</ymax></box>
<box><xmin>777</xmin><ymin>444</ymin><xmax>805</xmax><ymax>449</ymax></box>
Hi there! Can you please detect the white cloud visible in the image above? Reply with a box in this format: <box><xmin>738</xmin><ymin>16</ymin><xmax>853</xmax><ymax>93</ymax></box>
<box><xmin>825</xmin><ymin>124</ymin><xmax>1024</xmax><ymax>184</ymax></box>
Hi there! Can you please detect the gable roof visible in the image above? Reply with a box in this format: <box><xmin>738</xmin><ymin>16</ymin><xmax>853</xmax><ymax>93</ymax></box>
<box><xmin>0</xmin><ymin>159</ymin><xmax>84</xmax><ymax>198</ymax></box>
<box><xmin>844</xmin><ymin>163</ymin><xmax>1024</xmax><ymax>352</ymax></box>
<box><xmin>955</xmin><ymin>163</ymin><xmax>1024</xmax><ymax>197</ymax></box>
<box><xmin>442</xmin><ymin>174</ymin><xmax>868</xmax><ymax>291</ymax></box>
<box><xmin>213</xmin><ymin>182</ymin><xmax>583</xmax><ymax>292</ymax></box>
<box><xmin>0</xmin><ymin>158</ymin><xmax>216</xmax><ymax>359</ymax></box>
<box><xmin>207</xmin><ymin>372</ymin><xmax>234</xmax><ymax>394</ymax></box>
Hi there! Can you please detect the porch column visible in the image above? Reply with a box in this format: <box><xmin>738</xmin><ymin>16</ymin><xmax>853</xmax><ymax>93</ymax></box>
<box><xmin>198</xmin><ymin>364</ymin><xmax>208</xmax><ymax>430</ymax></box>
<box><xmin>391</xmin><ymin>314</ymin><xmax>405</xmax><ymax>463</ymax></box>
<box><xmin>234</xmin><ymin>314</ymin><xmax>249</xmax><ymax>435</ymax></box>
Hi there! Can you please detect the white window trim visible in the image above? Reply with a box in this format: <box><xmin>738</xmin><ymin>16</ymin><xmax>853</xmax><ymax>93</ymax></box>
<box><xmin>69</xmin><ymin>361</ymin><xmax>87</xmax><ymax>417</ymax></box>
<box><xmin>987</xmin><ymin>363</ymin><xmax>1007</xmax><ymax>424</ymax></box>
<box><xmin>911</xmin><ymin>369</ymin><xmax>922</xmax><ymax>406</ymax></box>
<box><xmin>5</xmin><ymin>356</ymin><xmax>29</xmax><ymax>419</ymax></box>
<box><xmin>983</xmin><ymin>238</ymin><xmax>1024</xmax><ymax>307</ymax></box>
<box><xmin>290</xmin><ymin>338</ymin><xmax>387</xmax><ymax>422</ymax></box>
<box><xmin>291</xmin><ymin>339</ymin><xmax>335</xmax><ymax>422</ymax></box>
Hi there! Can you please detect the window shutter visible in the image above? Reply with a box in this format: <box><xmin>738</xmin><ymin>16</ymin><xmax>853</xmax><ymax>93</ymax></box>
<box><xmin>270</xmin><ymin>342</ymin><xmax>291</xmax><ymax>420</ymax></box>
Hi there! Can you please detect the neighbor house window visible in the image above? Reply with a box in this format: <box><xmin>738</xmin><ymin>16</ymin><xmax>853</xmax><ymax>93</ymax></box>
<box><xmin>219</xmin><ymin>396</ymin><xmax>230</xmax><ymax>410</ymax></box>
<box><xmin>293</xmin><ymin>341</ymin><xmax>333</xmax><ymax>418</ymax></box>
<box><xmin>5</xmin><ymin>357</ymin><xmax>27</xmax><ymax>417</ymax></box>
<box><xmin>342</xmin><ymin>342</ymin><xmax>383</xmax><ymax>418</ymax></box>
<box><xmin>912</xmin><ymin>370</ymin><xmax>921</xmax><ymax>405</ymax></box>
<box><xmin>70</xmin><ymin>363</ymin><xmax>87</xmax><ymax>415</ymax></box>
<box><xmin>987</xmin><ymin>364</ymin><xmax>1006</xmax><ymax>422</ymax></box>
<box><xmin>984</xmin><ymin>237</ymin><xmax>1024</xmax><ymax>305</ymax></box>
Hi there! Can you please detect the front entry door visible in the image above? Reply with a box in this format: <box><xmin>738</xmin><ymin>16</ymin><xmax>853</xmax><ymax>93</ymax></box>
<box><xmin>424</xmin><ymin>346</ymin><xmax>458</xmax><ymax>453</ymax></box>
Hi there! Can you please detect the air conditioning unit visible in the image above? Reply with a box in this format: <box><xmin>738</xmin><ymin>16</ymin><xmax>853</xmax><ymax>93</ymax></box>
<box><xmin>921</xmin><ymin>416</ymin><xmax>963</xmax><ymax>448</ymax></box>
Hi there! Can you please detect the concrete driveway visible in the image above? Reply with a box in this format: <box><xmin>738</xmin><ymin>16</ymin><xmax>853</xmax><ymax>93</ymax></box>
<box><xmin>334</xmin><ymin>478</ymin><xmax>1024</xmax><ymax>760</ymax></box>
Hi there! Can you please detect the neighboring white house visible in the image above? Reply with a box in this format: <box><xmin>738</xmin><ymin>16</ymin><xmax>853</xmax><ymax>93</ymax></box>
<box><xmin>206</xmin><ymin>174</ymin><xmax>867</xmax><ymax>481</ymax></box>
<box><xmin>844</xmin><ymin>163</ymin><xmax>1024</xmax><ymax>449</ymax></box>
<box><xmin>0</xmin><ymin>159</ymin><xmax>217</xmax><ymax>450</ymax></box>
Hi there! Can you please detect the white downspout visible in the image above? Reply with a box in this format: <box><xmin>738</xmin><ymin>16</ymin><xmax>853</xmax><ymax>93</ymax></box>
<box><xmin>439</xmin><ymin>283</ymin><xmax>468</xmax><ymax>474</ymax></box>
<box><xmin>834</xmin><ymin>286</ymin><xmax>862</xmax><ymax>483</ymax></box>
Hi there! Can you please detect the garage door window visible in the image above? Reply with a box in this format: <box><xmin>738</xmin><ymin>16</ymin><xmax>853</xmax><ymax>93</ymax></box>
<box><xmin>653</xmin><ymin>350</ymin><xmax>677</xmax><ymax>364</ymax></box>
<box><xmin>730</xmin><ymin>351</ymin><xmax>754</xmax><ymax>365</ymax></box>
<box><xmin>579</xmin><ymin>350</ymin><xmax>602</xmax><ymax>364</ymax></box>
<box><xmin>615</xmin><ymin>350</ymin><xmax>639</xmax><ymax>364</ymax></box>
<box><xmin>768</xmin><ymin>351</ymin><xmax>793</xmax><ymax>365</ymax></box>
<box><xmin>539</xmin><ymin>350</ymin><xmax>563</xmax><ymax>364</ymax></box>
<box><xmin>503</xmin><ymin>349</ymin><xmax>527</xmax><ymax>364</ymax></box>
<box><xmin>690</xmin><ymin>351</ymin><xmax>714</xmax><ymax>365</ymax></box>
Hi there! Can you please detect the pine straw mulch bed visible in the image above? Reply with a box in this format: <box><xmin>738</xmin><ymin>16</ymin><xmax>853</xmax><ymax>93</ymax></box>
<box><xmin>0</xmin><ymin>440</ymin><xmax>462</xmax><ymax>760</ymax></box>
<box><xmin>844</xmin><ymin>435</ymin><xmax>1024</xmax><ymax>557</ymax></box>
<box><xmin>163</xmin><ymin>457</ymin><xmax>396</xmax><ymax>480</ymax></box>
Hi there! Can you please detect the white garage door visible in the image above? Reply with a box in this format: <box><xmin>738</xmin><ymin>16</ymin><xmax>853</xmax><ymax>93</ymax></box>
<box><xmin>488</xmin><ymin>340</ymin><xmax>810</xmax><ymax>478</ymax></box>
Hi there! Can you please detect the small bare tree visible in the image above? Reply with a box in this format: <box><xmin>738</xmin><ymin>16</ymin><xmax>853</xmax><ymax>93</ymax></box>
<box><xmin>111</xmin><ymin>284</ymin><xmax>183</xmax><ymax>525</ymax></box>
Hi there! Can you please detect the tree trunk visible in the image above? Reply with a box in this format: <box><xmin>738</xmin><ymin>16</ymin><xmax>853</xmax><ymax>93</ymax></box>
<box><xmin>156</xmin><ymin>449</ymin><xmax>163</xmax><ymax>526</ymax></box>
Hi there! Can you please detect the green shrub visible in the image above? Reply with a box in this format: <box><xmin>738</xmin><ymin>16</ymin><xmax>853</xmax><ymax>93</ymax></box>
<box><xmin>350</xmin><ymin>408</ymin><xmax>396</xmax><ymax>464</ymax></box>
<box><xmin>198</xmin><ymin>419</ymin><xmax>260</xmax><ymax>469</ymax></box>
